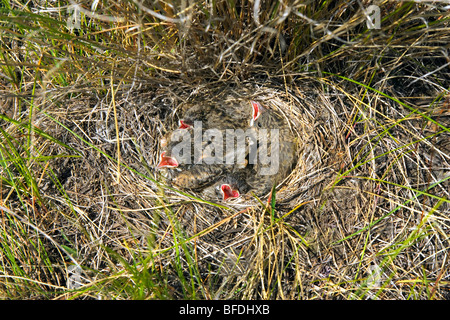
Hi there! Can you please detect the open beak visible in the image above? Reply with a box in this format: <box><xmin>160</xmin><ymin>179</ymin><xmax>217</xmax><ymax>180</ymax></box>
<box><xmin>250</xmin><ymin>100</ymin><xmax>262</xmax><ymax>126</ymax></box>
<box><xmin>157</xmin><ymin>151</ymin><xmax>179</xmax><ymax>168</ymax></box>
<box><xmin>220</xmin><ymin>184</ymin><xmax>240</xmax><ymax>201</ymax></box>
<box><xmin>178</xmin><ymin>119</ymin><xmax>192</xmax><ymax>129</ymax></box>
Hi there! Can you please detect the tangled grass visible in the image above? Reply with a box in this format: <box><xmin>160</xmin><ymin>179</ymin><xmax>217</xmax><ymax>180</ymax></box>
<box><xmin>0</xmin><ymin>0</ymin><xmax>449</xmax><ymax>299</ymax></box>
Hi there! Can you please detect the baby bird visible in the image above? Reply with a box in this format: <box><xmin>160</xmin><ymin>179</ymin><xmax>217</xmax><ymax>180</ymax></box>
<box><xmin>157</xmin><ymin>98</ymin><xmax>297</xmax><ymax>201</ymax></box>
<box><xmin>246</xmin><ymin>101</ymin><xmax>297</xmax><ymax>195</ymax></box>
<box><xmin>157</xmin><ymin>99</ymin><xmax>258</xmax><ymax>183</ymax></box>
<box><xmin>157</xmin><ymin>98</ymin><xmax>257</xmax><ymax>168</ymax></box>
<box><xmin>198</xmin><ymin>171</ymin><xmax>250</xmax><ymax>202</ymax></box>
<box><xmin>170</xmin><ymin>163</ymin><xmax>225</xmax><ymax>190</ymax></box>
<box><xmin>156</xmin><ymin>121</ymin><xmax>188</xmax><ymax>168</ymax></box>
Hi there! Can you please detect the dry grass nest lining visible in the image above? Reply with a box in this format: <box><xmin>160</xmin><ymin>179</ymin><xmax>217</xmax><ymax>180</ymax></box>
<box><xmin>39</xmin><ymin>77</ymin><xmax>449</xmax><ymax>298</ymax></box>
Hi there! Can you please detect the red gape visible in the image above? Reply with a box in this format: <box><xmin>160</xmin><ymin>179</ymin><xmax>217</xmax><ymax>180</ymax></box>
<box><xmin>178</xmin><ymin>119</ymin><xmax>191</xmax><ymax>129</ymax></box>
<box><xmin>157</xmin><ymin>151</ymin><xmax>179</xmax><ymax>168</ymax></box>
<box><xmin>251</xmin><ymin>100</ymin><xmax>261</xmax><ymax>121</ymax></box>
<box><xmin>221</xmin><ymin>184</ymin><xmax>240</xmax><ymax>201</ymax></box>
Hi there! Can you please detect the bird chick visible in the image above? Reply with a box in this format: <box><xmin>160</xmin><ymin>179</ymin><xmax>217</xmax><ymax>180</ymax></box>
<box><xmin>157</xmin><ymin>98</ymin><xmax>297</xmax><ymax>200</ymax></box>
<box><xmin>180</xmin><ymin>99</ymin><xmax>260</xmax><ymax>131</ymax></box>
<box><xmin>158</xmin><ymin>99</ymin><xmax>257</xmax><ymax>186</ymax></box>
<box><xmin>170</xmin><ymin>164</ymin><xmax>224</xmax><ymax>190</ymax></box>
<box><xmin>245</xmin><ymin>101</ymin><xmax>297</xmax><ymax>195</ymax></box>
<box><xmin>199</xmin><ymin>171</ymin><xmax>250</xmax><ymax>202</ymax></box>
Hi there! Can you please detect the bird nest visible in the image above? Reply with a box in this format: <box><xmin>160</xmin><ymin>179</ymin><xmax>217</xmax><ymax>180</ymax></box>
<box><xmin>33</xmin><ymin>71</ymin><xmax>447</xmax><ymax>299</ymax></box>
